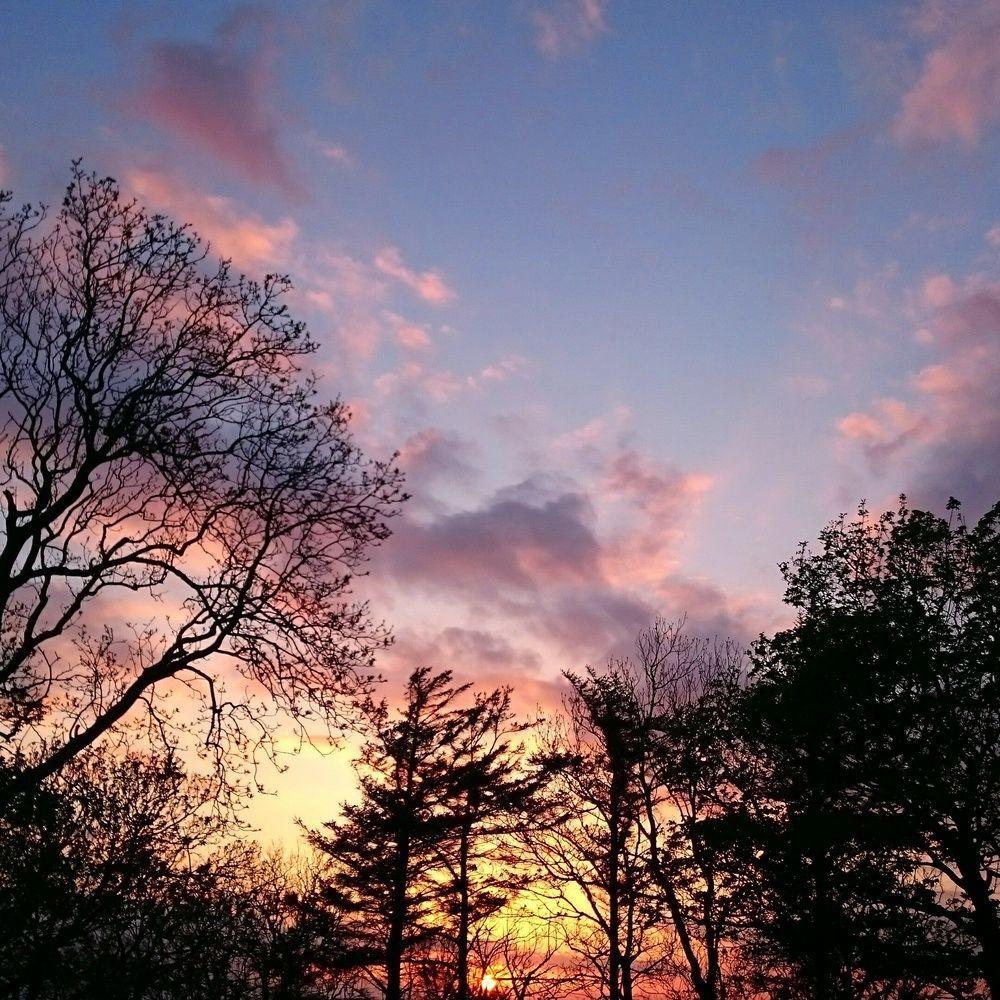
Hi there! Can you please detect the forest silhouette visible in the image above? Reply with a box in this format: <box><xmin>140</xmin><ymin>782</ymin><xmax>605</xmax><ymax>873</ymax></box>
<box><xmin>1</xmin><ymin>168</ymin><xmax>998</xmax><ymax>1000</ymax></box>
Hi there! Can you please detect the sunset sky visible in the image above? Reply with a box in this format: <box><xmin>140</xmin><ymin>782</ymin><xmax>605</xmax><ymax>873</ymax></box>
<box><xmin>3</xmin><ymin>0</ymin><xmax>999</xmax><ymax>840</ymax></box>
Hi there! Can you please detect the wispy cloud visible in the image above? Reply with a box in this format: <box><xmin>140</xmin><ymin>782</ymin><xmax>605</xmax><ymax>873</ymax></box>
<box><xmin>126</xmin><ymin>168</ymin><xmax>298</xmax><ymax>269</ymax></box>
<box><xmin>373</xmin><ymin>354</ymin><xmax>527</xmax><ymax>403</ymax></box>
<box><xmin>132</xmin><ymin>8</ymin><xmax>297</xmax><ymax>192</ymax></box>
<box><xmin>532</xmin><ymin>0</ymin><xmax>609</xmax><ymax>60</ymax></box>
<box><xmin>892</xmin><ymin>0</ymin><xmax>1000</xmax><ymax>147</ymax></box>
<box><xmin>374</xmin><ymin>246</ymin><xmax>456</xmax><ymax>305</ymax></box>
<box><xmin>320</xmin><ymin>143</ymin><xmax>355</xmax><ymax>169</ymax></box>
<box><xmin>837</xmin><ymin>269</ymin><xmax>1000</xmax><ymax>511</ymax></box>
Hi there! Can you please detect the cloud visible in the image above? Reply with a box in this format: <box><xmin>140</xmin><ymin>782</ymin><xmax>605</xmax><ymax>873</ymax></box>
<box><xmin>375</xmin><ymin>435</ymin><xmax>750</xmax><ymax>668</ymax></box>
<box><xmin>751</xmin><ymin>125</ymin><xmax>875</xmax><ymax>227</ymax></box>
<box><xmin>378</xmin><ymin>625</ymin><xmax>559</xmax><ymax>714</ymax></box>
<box><xmin>387</xmin><ymin>481</ymin><xmax>602</xmax><ymax>594</ymax></box>
<box><xmin>892</xmin><ymin>0</ymin><xmax>1000</xmax><ymax>147</ymax></box>
<box><xmin>397</xmin><ymin>427</ymin><xmax>479</xmax><ymax>504</ymax></box>
<box><xmin>837</xmin><ymin>276</ymin><xmax>1000</xmax><ymax>512</ymax></box>
<box><xmin>320</xmin><ymin>143</ymin><xmax>355</xmax><ymax>169</ymax></box>
<box><xmin>132</xmin><ymin>8</ymin><xmax>296</xmax><ymax>192</ymax></box>
<box><xmin>383</xmin><ymin>310</ymin><xmax>432</xmax><ymax>351</ymax></box>
<box><xmin>126</xmin><ymin>168</ymin><xmax>298</xmax><ymax>269</ymax></box>
<box><xmin>532</xmin><ymin>0</ymin><xmax>609</xmax><ymax>60</ymax></box>
<box><xmin>479</xmin><ymin>355</ymin><xmax>528</xmax><ymax>381</ymax></box>
<box><xmin>384</xmin><ymin>482</ymin><xmax>660</xmax><ymax>661</ymax></box>
<box><xmin>374</xmin><ymin>246</ymin><xmax>455</xmax><ymax>305</ymax></box>
<box><xmin>373</xmin><ymin>355</ymin><xmax>527</xmax><ymax>403</ymax></box>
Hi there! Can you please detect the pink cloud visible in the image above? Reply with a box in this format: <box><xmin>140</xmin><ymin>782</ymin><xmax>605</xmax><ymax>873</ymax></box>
<box><xmin>126</xmin><ymin>168</ymin><xmax>298</xmax><ymax>269</ymax></box>
<box><xmin>921</xmin><ymin>272</ymin><xmax>958</xmax><ymax>309</ymax></box>
<box><xmin>837</xmin><ymin>273</ymin><xmax>1000</xmax><ymax>510</ymax></box>
<box><xmin>893</xmin><ymin>0</ymin><xmax>1000</xmax><ymax>147</ymax></box>
<box><xmin>132</xmin><ymin>9</ymin><xmax>297</xmax><ymax>192</ymax></box>
<box><xmin>599</xmin><ymin>451</ymin><xmax>714</xmax><ymax>591</ymax></box>
<box><xmin>377</xmin><ymin>625</ymin><xmax>559</xmax><ymax>715</ymax></box>
<box><xmin>386</xmin><ymin>482</ymin><xmax>603</xmax><ymax>593</ymax></box>
<box><xmin>837</xmin><ymin>397</ymin><xmax>927</xmax><ymax>469</ymax></box>
<box><xmin>753</xmin><ymin>126</ymin><xmax>870</xmax><ymax>188</ymax></box>
<box><xmin>532</xmin><ymin>0</ymin><xmax>609</xmax><ymax>60</ymax></box>
<box><xmin>320</xmin><ymin>143</ymin><xmax>355</xmax><ymax>169</ymax></box>
<box><xmin>479</xmin><ymin>354</ymin><xmax>528</xmax><ymax>381</ymax></box>
<box><xmin>373</xmin><ymin>354</ymin><xmax>527</xmax><ymax>402</ymax></box>
<box><xmin>383</xmin><ymin>310</ymin><xmax>433</xmax><ymax>352</ymax></box>
<box><xmin>750</xmin><ymin>125</ymin><xmax>876</xmax><ymax>230</ymax></box>
<box><xmin>374</xmin><ymin>246</ymin><xmax>455</xmax><ymax>305</ymax></box>
<box><xmin>397</xmin><ymin>427</ymin><xmax>479</xmax><ymax>502</ymax></box>
<box><xmin>372</xmin><ymin>426</ymin><xmax>749</xmax><ymax>670</ymax></box>
<box><xmin>297</xmin><ymin>252</ymin><xmax>391</xmax><ymax>363</ymax></box>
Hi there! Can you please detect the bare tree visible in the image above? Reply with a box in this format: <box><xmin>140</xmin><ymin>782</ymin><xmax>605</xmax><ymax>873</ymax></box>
<box><xmin>0</xmin><ymin>165</ymin><xmax>405</xmax><ymax>797</ymax></box>
<box><xmin>526</xmin><ymin>669</ymin><xmax>667</xmax><ymax>1000</ymax></box>
<box><xmin>624</xmin><ymin>620</ymin><xmax>747</xmax><ymax>1000</ymax></box>
<box><xmin>473</xmin><ymin>911</ymin><xmax>575</xmax><ymax>1000</ymax></box>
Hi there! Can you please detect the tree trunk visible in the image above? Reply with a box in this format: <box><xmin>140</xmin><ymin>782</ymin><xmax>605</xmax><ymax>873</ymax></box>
<box><xmin>810</xmin><ymin>846</ymin><xmax>833</xmax><ymax>1000</ymax></box>
<box><xmin>956</xmin><ymin>837</ymin><xmax>1000</xmax><ymax>999</ymax></box>
<box><xmin>456</xmin><ymin>817</ymin><xmax>472</xmax><ymax>1000</ymax></box>
<box><xmin>607</xmin><ymin>766</ymin><xmax>624</xmax><ymax>1000</ymax></box>
<box><xmin>640</xmin><ymin>780</ymin><xmax>716</xmax><ymax>1000</ymax></box>
<box><xmin>386</xmin><ymin>836</ymin><xmax>410</xmax><ymax>1000</ymax></box>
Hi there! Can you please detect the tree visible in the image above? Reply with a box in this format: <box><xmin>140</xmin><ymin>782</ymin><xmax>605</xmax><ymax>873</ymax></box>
<box><xmin>527</xmin><ymin>665</ymin><xmax>665</xmax><ymax>1000</ymax></box>
<box><xmin>310</xmin><ymin>669</ymin><xmax>556</xmax><ymax>1000</ymax></box>
<box><xmin>0</xmin><ymin>165</ymin><xmax>404</xmax><ymax>797</ymax></box>
<box><xmin>436</xmin><ymin>685</ymin><xmax>556</xmax><ymax>1000</ymax></box>
<box><xmin>0</xmin><ymin>744</ymin><xmax>360</xmax><ymax>1000</ymax></box>
<box><xmin>0</xmin><ymin>746</ymin><xmax>226</xmax><ymax>998</ymax></box>
<box><xmin>535</xmin><ymin>622</ymin><xmax>748</xmax><ymax>1000</ymax></box>
<box><xmin>472</xmin><ymin>912</ymin><xmax>574</xmax><ymax>1000</ymax></box>
<box><xmin>309</xmin><ymin>668</ymin><xmax>471</xmax><ymax>1000</ymax></box>
<box><xmin>726</xmin><ymin>498</ymin><xmax>995</xmax><ymax>998</ymax></box>
<box><xmin>622</xmin><ymin>621</ymin><xmax>747</xmax><ymax>1000</ymax></box>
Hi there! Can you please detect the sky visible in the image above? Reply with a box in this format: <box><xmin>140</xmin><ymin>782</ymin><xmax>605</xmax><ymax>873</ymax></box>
<box><xmin>2</xmin><ymin>0</ymin><xmax>999</xmax><ymax>841</ymax></box>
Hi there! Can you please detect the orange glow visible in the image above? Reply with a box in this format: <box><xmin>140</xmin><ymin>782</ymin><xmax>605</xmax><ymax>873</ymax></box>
<box><xmin>480</xmin><ymin>972</ymin><xmax>498</xmax><ymax>993</ymax></box>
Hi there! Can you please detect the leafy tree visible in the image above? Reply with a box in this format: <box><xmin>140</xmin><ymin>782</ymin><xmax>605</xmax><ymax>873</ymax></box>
<box><xmin>0</xmin><ymin>746</ymin><xmax>356</xmax><ymax>999</ymax></box>
<box><xmin>725</xmin><ymin>498</ymin><xmax>997</xmax><ymax>998</ymax></box>
<box><xmin>0</xmin><ymin>165</ymin><xmax>404</xmax><ymax>798</ymax></box>
<box><xmin>0</xmin><ymin>748</ymin><xmax>223</xmax><ymax>997</ymax></box>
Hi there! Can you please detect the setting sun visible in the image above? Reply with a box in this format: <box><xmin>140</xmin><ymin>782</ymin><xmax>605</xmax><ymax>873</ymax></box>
<box><xmin>480</xmin><ymin>972</ymin><xmax>498</xmax><ymax>994</ymax></box>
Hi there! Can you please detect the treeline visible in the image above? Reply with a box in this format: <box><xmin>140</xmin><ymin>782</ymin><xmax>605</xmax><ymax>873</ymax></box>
<box><xmin>1</xmin><ymin>169</ymin><xmax>998</xmax><ymax>999</ymax></box>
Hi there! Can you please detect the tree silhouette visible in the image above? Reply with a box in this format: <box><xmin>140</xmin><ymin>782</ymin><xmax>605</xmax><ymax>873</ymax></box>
<box><xmin>309</xmin><ymin>669</ymin><xmax>559</xmax><ymax>1000</ymax></box>
<box><xmin>527</xmin><ymin>665</ymin><xmax>664</xmax><ymax>1000</ymax></box>
<box><xmin>435</xmin><ymin>685</ymin><xmax>558</xmax><ymax>1000</ymax></box>
<box><xmin>620</xmin><ymin>622</ymin><xmax>746</xmax><ymax>1000</ymax></box>
<box><xmin>308</xmin><ymin>669</ymin><xmax>472</xmax><ymax>1000</ymax></box>
<box><xmin>0</xmin><ymin>165</ymin><xmax>404</xmax><ymax>798</ymax></box>
<box><xmin>721</xmin><ymin>498</ymin><xmax>996</xmax><ymax>998</ymax></box>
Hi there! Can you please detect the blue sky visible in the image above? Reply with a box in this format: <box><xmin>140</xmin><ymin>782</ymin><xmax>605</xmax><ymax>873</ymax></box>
<box><xmin>3</xmin><ymin>0</ymin><xmax>999</xmax><ymax>836</ymax></box>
